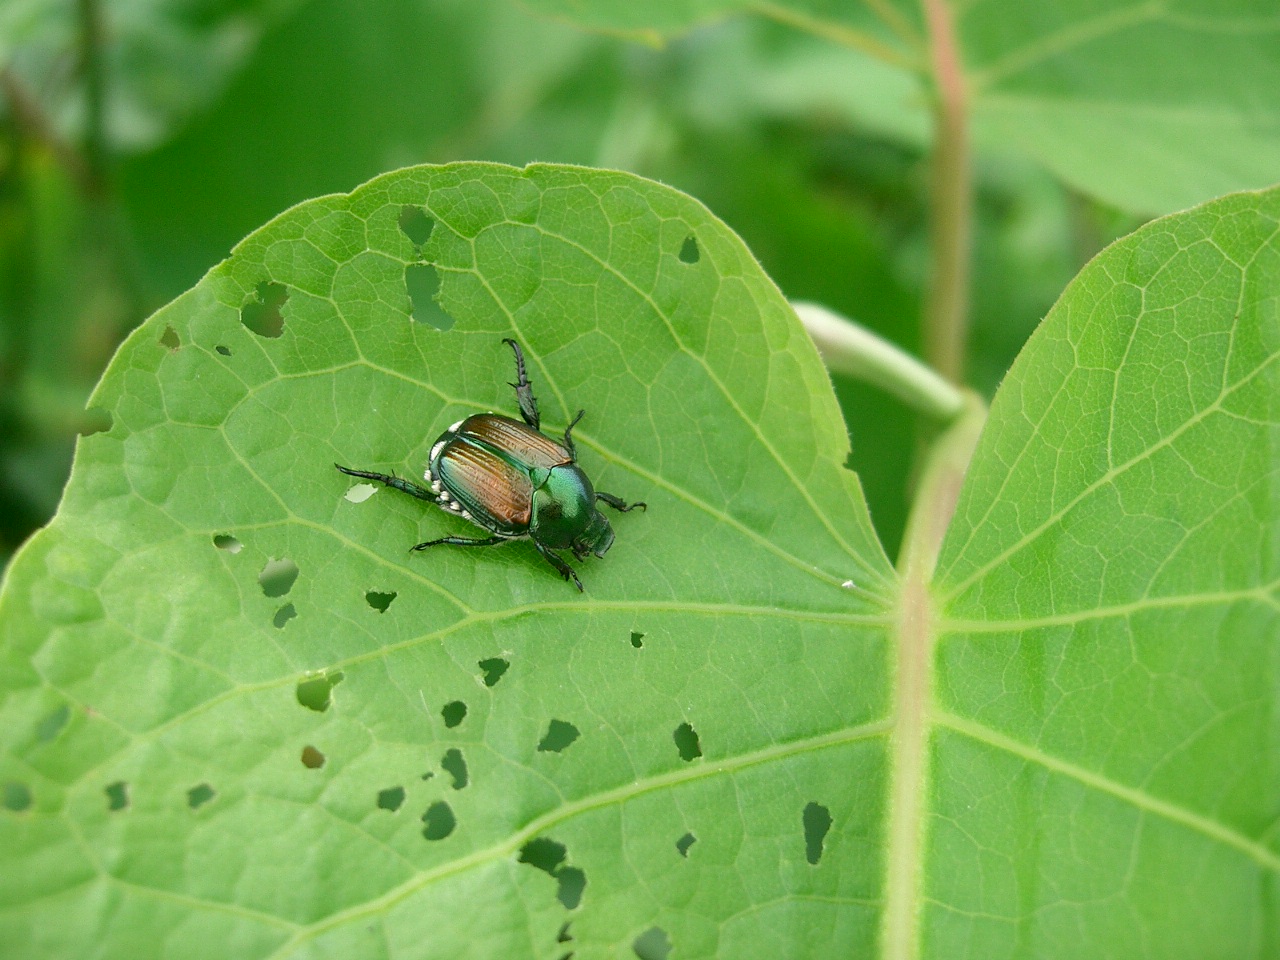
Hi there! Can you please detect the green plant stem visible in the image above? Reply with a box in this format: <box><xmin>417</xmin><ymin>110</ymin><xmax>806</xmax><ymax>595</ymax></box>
<box><xmin>921</xmin><ymin>0</ymin><xmax>971</xmax><ymax>384</ymax></box>
<box><xmin>792</xmin><ymin>301</ymin><xmax>963</xmax><ymax>422</ymax></box>
<box><xmin>882</xmin><ymin>393</ymin><xmax>986</xmax><ymax>960</ymax></box>
<box><xmin>77</xmin><ymin>0</ymin><xmax>107</xmax><ymax>194</ymax></box>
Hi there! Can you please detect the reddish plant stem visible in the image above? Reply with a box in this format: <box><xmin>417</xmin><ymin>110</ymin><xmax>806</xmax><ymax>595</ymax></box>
<box><xmin>921</xmin><ymin>0</ymin><xmax>972</xmax><ymax>385</ymax></box>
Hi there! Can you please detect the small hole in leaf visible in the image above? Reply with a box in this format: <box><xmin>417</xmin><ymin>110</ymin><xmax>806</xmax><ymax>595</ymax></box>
<box><xmin>159</xmin><ymin>325</ymin><xmax>180</xmax><ymax>351</ymax></box>
<box><xmin>629</xmin><ymin>631</ymin><xmax>644</xmax><ymax>649</ymax></box>
<box><xmin>479</xmin><ymin>657</ymin><xmax>509</xmax><ymax>687</ymax></box>
<box><xmin>558</xmin><ymin>923</ymin><xmax>573</xmax><ymax>943</ymax></box>
<box><xmin>678</xmin><ymin>235</ymin><xmax>699</xmax><ymax>264</ymax></box>
<box><xmin>405</xmin><ymin>263</ymin><xmax>454</xmax><ymax>330</ymax></box>
<box><xmin>259</xmin><ymin>557</ymin><xmax>299</xmax><ymax>598</ymax></box>
<box><xmin>518</xmin><ymin>837</ymin><xmax>566</xmax><ymax>875</ymax></box>
<box><xmin>377</xmin><ymin>786</ymin><xmax>405</xmax><ymax>812</ymax></box>
<box><xmin>3</xmin><ymin>782</ymin><xmax>32</xmax><ymax>812</ymax></box>
<box><xmin>633</xmin><ymin>926</ymin><xmax>672</xmax><ymax>960</ymax></box>
<box><xmin>241</xmin><ymin>281</ymin><xmax>288</xmax><ymax>339</ymax></box>
<box><xmin>213</xmin><ymin>534</ymin><xmax>242</xmax><ymax>554</ymax></box>
<box><xmin>557</xmin><ymin>867</ymin><xmax>586</xmax><ymax>910</ymax></box>
<box><xmin>215</xmin><ymin>345</ymin><xmax>231</xmax><ymax>357</ymax></box>
<box><xmin>36</xmin><ymin>704</ymin><xmax>70</xmax><ymax>742</ymax></box>
<box><xmin>300</xmin><ymin>745</ymin><xmax>325</xmax><ymax>769</ymax></box>
<box><xmin>398</xmin><ymin>206</ymin><xmax>435</xmax><ymax>246</ymax></box>
<box><xmin>187</xmin><ymin>783</ymin><xmax>215</xmax><ymax>809</ymax></box>
<box><xmin>79</xmin><ymin>408</ymin><xmax>112</xmax><ymax>436</ymax></box>
<box><xmin>421</xmin><ymin>771</ymin><xmax>434</xmax><ymax>781</ymax></box>
<box><xmin>803</xmin><ymin>801</ymin><xmax>832</xmax><ymax>865</ymax></box>
<box><xmin>673</xmin><ymin>722</ymin><xmax>702</xmax><ymax>762</ymax></box>
<box><xmin>296</xmin><ymin>671</ymin><xmax>344</xmax><ymax>712</ymax></box>
<box><xmin>538</xmin><ymin>720</ymin><xmax>579</xmax><ymax>753</ymax></box>
<box><xmin>441</xmin><ymin>700</ymin><xmax>467</xmax><ymax>728</ymax></box>
<box><xmin>676</xmin><ymin>832</ymin><xmax>696</xmax><ymax>857</ymax></box>
<box><xmin>441</xmin><ymin>748</ymin><xmax>468</xmax><ymax>789</ymax></box>
<box><xmin>366</xmin><ymin>590</ymin><xmax>396</xmax><ymax>613</ymax></box>
<box><xmin>344</xmin><ymin>483</ymin><xmax>377</xmax><ymax>503</ymax></box>
<box><xmin>105</xmin><ymin>781</ymin><xmax>129</xmax><ymax>811</ymax></box>
<box><xmin>421</xmin><ymin>800</ymin><xmax>455</xmax><ymax>840</ymax></box>
<box><xmin>273</xmin><ymin>603</ymin><xmax>297</xmax><ymax>629</ymax></box>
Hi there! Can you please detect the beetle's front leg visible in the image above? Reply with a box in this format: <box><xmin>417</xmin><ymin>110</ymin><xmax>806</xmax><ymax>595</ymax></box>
<box><xmin>534</xmin><ymin>541</ymin><xmax>583</xmax><ymax>591</ymax></box>
<box><xmin>562</xmin><ymin>409</ymin><xmax>584</xmax><ymax>461</ymax></box>
<box><xmin>502</xmin><ymin>338</ymin><xmax>541</xmax><ymax>430</ymax></box>
<box><xmin>336</xmin><ymin>464</ymin><xmax>437</xmax><ymax>503</ymax></box>
<box><xmin>596</xmin><ymin>491</ymin><xmax>646</xmax><ymax>513</ymax></box>
<box><xmin>412</xmin><ymin>535</ymin><xmax>506</xmax><ymax>551</ymax></box>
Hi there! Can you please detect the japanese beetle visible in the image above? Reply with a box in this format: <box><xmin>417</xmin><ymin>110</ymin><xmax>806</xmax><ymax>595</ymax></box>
<box><xmin>336</xmin><ymin>339</ymin><xmax>645</xmax><ymax>591</ymax></box>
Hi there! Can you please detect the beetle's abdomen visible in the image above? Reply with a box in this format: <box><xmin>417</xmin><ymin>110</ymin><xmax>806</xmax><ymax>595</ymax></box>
<box><xmin>433</xmin><ymin>439</ymin><xmax>533</xmax><ymax>534</ymax></box>
<box><xmin>456</xmin><ymin>414</ymin><xmax>570</xmax><ymax>469</ymax></box>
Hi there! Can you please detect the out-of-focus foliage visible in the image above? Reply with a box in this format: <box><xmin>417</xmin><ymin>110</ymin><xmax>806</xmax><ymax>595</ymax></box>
<box><xmin>0</xmin><ymin>0</ymin><xmax>1136</xmax><ymax>567</ymax></box>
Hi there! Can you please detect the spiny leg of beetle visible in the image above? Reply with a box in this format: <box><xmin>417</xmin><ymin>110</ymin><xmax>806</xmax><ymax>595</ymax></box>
<box><xmin>535</xmin><ymin>541</ymin><xmax>583</xmax><ymax>592</ymax></box>
<box><xmin>335</xmin><ymin>464</ymin><xmax>437</xmax><ymax>503</ymax></box>
<box><xmin>502</xmin><ymin>338</ymin><xmax>540</xmax><ymax>430</ymax></box>
<box><xmin>596</xmin><ymin>491</ymin><xmax>646</xmax><ymax>513</ymax></box>
<box><xmin>412</xmin><ymin>534</ymin><xmax>507</xmax><ymax>552</ymax></box>
<box><xmin>562</xmin><ymin>409</ymin><xmax>584</xmax><ymax>461</ymax></box>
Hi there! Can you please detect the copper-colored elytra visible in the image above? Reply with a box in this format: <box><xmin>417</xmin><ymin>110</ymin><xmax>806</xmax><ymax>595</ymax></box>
<box><xmin>436</xmin><ymin>441</ymin><xmax>533</xmax><ymax>528</ymax></box>
<box><xmin>458</xmin><ymin>414</ymin><xmax>570</xmax><ymax>470</ymax></box>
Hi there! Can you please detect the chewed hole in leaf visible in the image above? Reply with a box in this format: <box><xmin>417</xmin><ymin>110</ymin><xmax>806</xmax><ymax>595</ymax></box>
<box><xmin>538</xmin><ymin>720</ymin><xmax>579</xmax><ymax>753</ymax></box>
<box><xmin>803</xmin><ymin>801</ymin><xmax>832</xmax><ymax>865</ymax></box>
<box><xmin>300</xmin><ymin>746</ymin><xmax>325</xmax><ymax>769</ymax></box>
<box><xmin>633</xmin><ymin>926</ymin><xmax>672</xmax><ymax>960</ymax></box>
<box><xmin>558</xmin><ymin>923</ymin><xmax>573</xmax><ymax>943</ymax></box>
<box><xmin>213</xmin><ymin>534</ymin><xmax>242</xmax><ymax>553</ymax></box>
<box><xmin>441</xmin><ymin>748</ymin><xmax>468</xmax><ymax>789</ymax></box>
<box><xmin>441</xmin><ymin>700</ymin><xmax>467</xmax><ymax>728</ymax></box>
<box><xmin>479</xmin><ymin>657</ymin><xmax>509</xmax><ymax>687</ymax></box>
<box><xmin>557</xmin><ymin>867</ymin><xmax>586</xmax><ymax>910</ymax></box>
<box><xmin>79</xmin><ymin>408</ymin><xmax>112</xmax><ymax>436</ymax></box>
<box><xmin>3</xmin><ymin>782</ymin><xmax>32</xmax><ymax>812</ymax></box>
<box><xmin>215</xmin><ymin>345</ymin><xmax>231</xmax><ymax>357</ymax></box>
<box><xmin>272</xmin><ymin>603</ymin><xmax>297</xmax><ymax>628</ymax></box>
<box><xmin>676</xmin><ymin>832</ymin><xmax>696</xmax><ymax>857</ymax></box>
<box><xmin>377</xmin><ymin>786</ymin><xmax>405</xmax><ymax>812</ymax></box>
<box><xmin>241</xmin><ymin>280</ymin><xmax>288</xmax><ymax>339</ymax></box>
<box><xmin>159</xmin><ymin>325</ymin><xmax>180</xmax><ymax>351</ymax></box>
<box><xmin>673</xmin><ymin>722</ymin><xmax>702</xmax><ymax>762</ymax></box>
<box><xmin>630</xmin><ymin>631</ymin><xmax>644</xmax><ymax>649</ymax></box>
<box><xmin>258</xmin><ymin>557</ymin><xmax>299</xmax><ymax>598</ymax></box>
<box><xmin>296</xmin><ymin>671</ymin><xmax>344</xmax><ymax>712</ymax></box>
<box><xmin>518</xmin><ymin>837</ymin><xmax>567</xmax><ymax>875</ymax></box>
<box><xmin>421</xmin><ymin>801</ymin><xmax>455</xmax><ymax>840</ymax></box>
<box><xmin>343</xmin><ymin>483</ymin><xmax>377</xmax><ymax>503</ymax></box>
<box><xmin>405</xmin><ymin>263</ymin><xmax>454</xmax><ymax>330</ymax></box>
<box><xmin>105</xmin><ymin>781</ymin><xmax>129</xmax><ymax>811</ymax></box>
<box><xmin>187</xmin><ymin>783</ymin><xmax>215</xmax><ymax>809</ymax></box>
<box><xmin>398</xmin><ymin>205</ymin><xmax>435</xmax><ymax>246</ymax></box>
<box><xmin>678</xmin><ymin>235</ymin><xmax>699</xmax><ymax>264</ymax></box>
<box><xmin>36</xmin><ymin>704</ymin><xmax>70</xmax><ymax>742</ymax></box>
<box><xmin>366</xmin><ymin>590</ymin><xmax>396</xmax><ymax>613</ymax></box>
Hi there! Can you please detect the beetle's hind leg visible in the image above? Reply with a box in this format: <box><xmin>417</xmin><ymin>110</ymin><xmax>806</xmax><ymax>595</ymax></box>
<box><xmin>562</xmin><ymin>409</ymin><xmax>584</xmax><ymax>460</ymax></box>
<box><xmin>502</xmin><ymin>338</ymin><xmax>541</xmax><ymax>430</ymax></box>
<box><xmin>336</xmin><ymin>464</ymin><xmax>437</xmax><ymax>503</ymax></box>
<box><xmin>596</xmin><ymin>491</ymin><xmax>646</xmax><ymax>513</ymax></box>
<box><xmin>534</xmin><ymin>541</ymin><xmax>584</xmax><ymax>592</ymax></box>
<box><xmin>412</xmin><ymin>534</ymin><xmax>506</xmax><ymax>551</ymax></box>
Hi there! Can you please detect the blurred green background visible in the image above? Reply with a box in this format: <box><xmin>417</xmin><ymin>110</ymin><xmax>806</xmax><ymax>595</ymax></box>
<box><xmin>0</xmin><ymin>0</ymin><xmax>1140</xmax><ymax>571</ymax></box>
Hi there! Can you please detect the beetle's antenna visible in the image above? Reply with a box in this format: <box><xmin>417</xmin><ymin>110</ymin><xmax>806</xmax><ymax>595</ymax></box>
<box><xmin>503</xmin><ymin>338</ymin><xmax>541</xmax><ymax>430</ymax></box>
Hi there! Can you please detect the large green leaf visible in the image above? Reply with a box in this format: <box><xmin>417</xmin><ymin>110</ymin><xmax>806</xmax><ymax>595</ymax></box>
<box><xmin>0</xmin><ymin>163</ymin><xmax>897</xmax><ymax>957</ymax></box>
<box><xmin>928</xmin><ymin>186</ymin><xmax>1280</xmax><ymax>956</ymax></box>
<box><xmin>2</xmin><ymin>167</ymin><xmax>1277</xmax><ymax>958</ymax></box>
<box><xmin>519</xmin><ymin>0</ymin><xmax>1280</xmax><ymax>215</ymax></box>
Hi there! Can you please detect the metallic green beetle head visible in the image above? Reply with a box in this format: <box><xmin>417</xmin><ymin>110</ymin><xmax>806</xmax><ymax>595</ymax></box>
<box><xmin>531</xmin><ymin>463</ymin><xmax>613</xmax><ymax>557</ymax></box>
